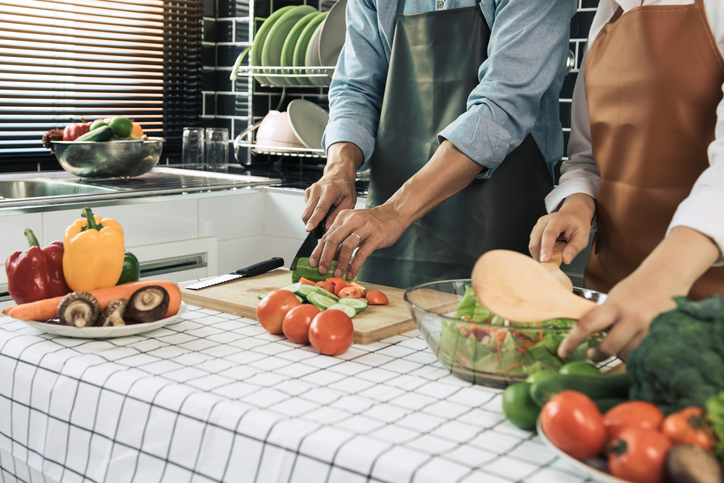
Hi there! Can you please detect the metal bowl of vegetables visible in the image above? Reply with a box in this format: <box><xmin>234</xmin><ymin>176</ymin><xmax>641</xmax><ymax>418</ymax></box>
<box><xmin>404</xmin><ymin>279</ymin><xmax>606</xmax><ymax>389</ymax></box>
<box><xmin>52</xmin><ymin>138</ymin><xmax>164</xmax><ymax>178</ymax></box>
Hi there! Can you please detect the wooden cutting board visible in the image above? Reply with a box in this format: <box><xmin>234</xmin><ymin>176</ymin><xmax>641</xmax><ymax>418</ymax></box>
<box><xmin>180</xmin><ymin>269</ymin><xmax>428</xmax><ymax>344</ymax></box>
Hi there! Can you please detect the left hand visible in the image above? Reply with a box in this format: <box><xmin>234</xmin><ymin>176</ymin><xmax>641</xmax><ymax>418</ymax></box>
<box><xmin>309</xmin><ymin>204</ymin><xmax>407</xmax><ymax>280</ymax></box>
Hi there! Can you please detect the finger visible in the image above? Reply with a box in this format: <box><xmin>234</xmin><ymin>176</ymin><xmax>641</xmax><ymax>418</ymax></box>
<box><xmin>302</xmin><ymin>185</ymin><xmax>321</xmax><ymax>225</ymax></box>
<box><xmin>558</xmin><ymin>304</ymin><xmax>617</xmax><ymax>358</ymax></box>
<box><xmin>306</xmin><ymin>199</ymin><xmax>335</xmax><ymax>233</ymax></box>
<box><xmin>345</xmin><ymin>240</ymin><xmax>376</xmax><ymax>280</ymax></box>
<box><xmin>587</xmin><ymin>320</ymin><xmax>644</xmax><ymax>362</ymax></box>
<box><xmin>528</xmin><ymin>218</ymin><xmax>547</xmax><ymax>261</ymax></box>
<box><xmin>334</xmin><ymin>231</ymin><xmax>363</xmax><ymax>278</ymax></box>
<box><xmin>539</xmin><ymin>222</ymin><xmax>566</xmax><ymax>263</ymax></box>
<box><xmin>615</xmin><ymin>331</ymin><xmax>648</xmax><ymax>361</ymax></box>
<box><xmin>561</xmin><ymin>231</ymin><xmax>589</xmax><ymax>265</ymax></box>
<box><xmin>308</xmin><ymin>237</ymin><xmax>325</xmax><ymax>270</ymax></box>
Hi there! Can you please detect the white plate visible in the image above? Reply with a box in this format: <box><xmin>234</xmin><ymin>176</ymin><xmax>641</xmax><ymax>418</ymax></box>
<box><xmin>17</xmin><ymin>302</ymin><xmax>187</xmax><ymax>339</ymax></box>
<box><xmin>537</xmin><ymin>419</ymin><xmax>624</xmax><ymax>483</ymax></box>
<box><xmin>287</xmin><ymin>99</ymin><xmax>329</xmax><ymax>150</ymax></box>
<box><xmin>305</xmin><ymin>23</ymin><xmax>323</xmax><ymax>68</ymax></box>
<box><xmin>319</xmin><ymin>0</ymin><xmax>347</xmax><ymax>67</ymax></box>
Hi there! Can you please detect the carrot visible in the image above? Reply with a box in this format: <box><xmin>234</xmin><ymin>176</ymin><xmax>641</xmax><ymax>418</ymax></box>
<box><xmin>299</xmin><ymin>277</ymin><xmax>316</xmax><ymax>286</ymax></box>
<box><xmin>3</xmin><ymin>280</ymin><xmax>181</xmax><ymax>321</ymax></box>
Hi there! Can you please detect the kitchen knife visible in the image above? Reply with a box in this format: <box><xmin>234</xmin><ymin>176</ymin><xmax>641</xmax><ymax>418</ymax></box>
<box><xmin>184</xmin><ymin>257</ymin><xmax>284</xmax><ymax>290</ymax></box>
<box><xmin>289</xmin><ymin>206</ymin><xmax>332</xmax><ymax>272</ymax></box>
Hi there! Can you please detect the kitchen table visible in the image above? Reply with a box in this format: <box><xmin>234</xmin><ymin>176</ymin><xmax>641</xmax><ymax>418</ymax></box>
<box><xmin>0</xmin><ymin>304</ymin><xmax>596</xmax><ymax>483</ymax></box>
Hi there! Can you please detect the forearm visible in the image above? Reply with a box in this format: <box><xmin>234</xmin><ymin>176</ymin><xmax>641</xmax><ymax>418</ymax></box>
<box><xmin>635</xmin><ymin>226</ymin><xmax>720</xmax><ymax>295</ymax></box>
<box><xmin>383</xmin><ymin>140</ymin><xmax>483</xmax><ymax>228</ymax></box>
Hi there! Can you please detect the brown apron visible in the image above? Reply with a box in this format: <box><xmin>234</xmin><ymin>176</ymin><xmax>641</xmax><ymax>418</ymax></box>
<box><xmin>583</xmin><ymin>0</ymin><xmax>724</xmax><ymax>299</ymax></box>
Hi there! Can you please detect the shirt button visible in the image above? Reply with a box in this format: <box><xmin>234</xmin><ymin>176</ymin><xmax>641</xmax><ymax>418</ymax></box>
<box><xmin>438</xmin><ymin>1</ymin><xmax>444</xmax><ymax>7</ymax></box>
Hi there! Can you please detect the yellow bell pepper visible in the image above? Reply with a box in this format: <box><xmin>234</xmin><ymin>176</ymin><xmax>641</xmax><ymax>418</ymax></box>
<box><xmin>63</xmin><ymin>207</ymin><xmax>125</xmax><ymax>292</ymax></box>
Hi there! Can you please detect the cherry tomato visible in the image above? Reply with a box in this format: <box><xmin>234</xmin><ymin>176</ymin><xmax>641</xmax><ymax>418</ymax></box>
<box><xmin>298</xmin><ymin>277</ymin><xmax>316</xmax><ymax>286</ymax></box>
<box><xmin>338</xmin><ymin>286</ymin><xmax>363</xmax><ymax>298</ymax></box>
<box><xmin>350</xmin><ymin>282</ymin><xmax>367</xmax><ymax>294</ymax></box>
<box><xmin>256</xmin><ymin>290</ymin><xmax>301</xmax><ymax>335</ymax></box>
<box><xmin>608</xmin><ymin>427</ymin><xmax>672</xmax><ymax>483</ymax></box>
<box><xmin>282</xmin><ymin>304</ymin><xmax>320</xmax><ymax>345</ymax></box>
<box><xmin>326</xmin><ymin>277</ymin><xmax>350</xmax><ymax>296</ymax></box>
<box><xmin>540</xmin><ymin>390</ymin><xmax>606</xmax><ymax>460</ymax></box>
<box><xmin>365</xmin><ymin>290</ymin><xmax>389</xmax><ymax>305</ymax></box>
<box><xmin>315</xmin><ymin>281</ymin><xmax>334</xmax><ymax>294</ymax></box>
<box><xmin>661</xmin><ymin>407</ymin><xmax>715</xmax><ymax>452</ymax></box>
<box><xmin>603</xmin><ymin>401</ymin><xmax>664</xmax><ymax>441</ymax></box>
<box><xmin>309</xmin><ymin>309</ymin><xmax>354</xmax><ymax>356</ymax></box>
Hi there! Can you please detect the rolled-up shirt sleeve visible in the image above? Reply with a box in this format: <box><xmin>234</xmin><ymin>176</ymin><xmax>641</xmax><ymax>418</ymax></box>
<box><xmin>322</xmin><ymin>0</ymin><xmax>390</xmax><ymax>169</ymax></box>
<box><xmin>439</xmin><ymin>0</ymin><xmax>573</xmax><ymax>178</ymax></box>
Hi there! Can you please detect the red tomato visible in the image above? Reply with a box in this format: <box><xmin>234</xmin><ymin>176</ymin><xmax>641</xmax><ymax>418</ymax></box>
<box><xmin>282</xmin><ymin>304</ymin><xmax>320</xmax><ymax>345</ymax></box>
<box><xmin>315</xmin><ymin>281</ymin><xmax>334</xmax><ymax>294</ymax></box>
<box><xmin>338</xmin><ymin>286</ymin><xmax>363</xmax><ymax>298</ymax></box>
<box><xmin>309</xmin><ymin>309</ymin><xmax>354</xmax><ymax>356</ymax></box>
<box><xmin>256</xmin><ymin>290</ymin><xmax>301</xmax><ymax>335</ymax></box>
<box><xmin>365</xmin><ymin>290</ymin><xmax>389</xmax><ymax>305</ymax></box>
<box><xmin>62</xmin><ymin>121</ymin><xmax>92</xmax><ymax>141</ymax></box>
<box><xmin>608</xmin><ymin>427</ymin><xmax>672</xmax><ymax>483</ymax></box>
<box><xmin>603</xmin><ymin>401</ymin><xmax>664</xmax><ymax>441</ymax></box>
<box><xmin>350</xmin><ymin>282</ymin><xmax>367</xmax><ymax>294</ymax></box>
<box><xmin>661</xmin><ymin>407</ymin><xmax>715</xmax><ymax>452</ymax></box>
<box><xmin>540</xmin><ymin>391</ymin><xmax>606</xmax><ymax>460</ymax></box>
<box><xmin>326</xmin><ymin>277</ymin><xmax>350</xmax><ymax>296</ymax></box>
<box><xmin>298</xmin><ymin>277</ymin><xmax>316</xmax><ymax>286</ymax></box>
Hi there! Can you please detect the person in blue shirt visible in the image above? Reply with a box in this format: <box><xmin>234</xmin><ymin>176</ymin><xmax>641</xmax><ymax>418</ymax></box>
<box><xmin>302</xmin><ymin>0</ymin><xmax>575</xmax><ymax>289</ymax></box>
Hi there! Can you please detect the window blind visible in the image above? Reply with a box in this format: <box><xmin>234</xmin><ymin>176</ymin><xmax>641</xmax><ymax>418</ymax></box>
<box><xmin>0</xmin><ymin>0</ymin><xmax>202</xmax><ymax>172</ymax></box>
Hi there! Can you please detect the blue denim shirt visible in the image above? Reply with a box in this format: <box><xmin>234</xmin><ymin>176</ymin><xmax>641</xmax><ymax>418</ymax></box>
<box><xmin>322</xmin><ymin>0</ymin><xmax>575</xmax><ymax>177</ymax></box>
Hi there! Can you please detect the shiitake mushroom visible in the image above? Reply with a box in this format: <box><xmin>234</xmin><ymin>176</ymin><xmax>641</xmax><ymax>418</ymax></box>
<box><xmin>668</xmin><ymin>445</ymin><xmax>724</xmax><ymax>483</ymax></box>
<box><xmin>98</xmin><ymin>298</ymin><xmax>128</xmax><ymax>327</ymax></box>
<box><xmin>57</xmin><ymin>292</ymin><xmax>101</xmax><ymax>327</ymax></box>
<box><xmin>125</xmin><ymin>285</ymin><xmax>169</xmax><ymax>323</ymax></box>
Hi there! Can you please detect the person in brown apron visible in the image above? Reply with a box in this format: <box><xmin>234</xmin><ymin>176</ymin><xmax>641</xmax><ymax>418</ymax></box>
<box><xmin>529</xmin><ymin>0</ymin><xmax>724</xmax><ymax>360</ymax></box>
<box><xmin>301</xmin><ymin>0</ymin><xmax>574</xmax><ymax>290</ymax></box>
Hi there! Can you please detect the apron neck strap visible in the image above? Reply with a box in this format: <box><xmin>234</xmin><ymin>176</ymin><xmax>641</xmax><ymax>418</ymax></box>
<box><xmin>397</xmin><ymin>0</ymin><xmax>406</xmax><ymax>17</ymax></box>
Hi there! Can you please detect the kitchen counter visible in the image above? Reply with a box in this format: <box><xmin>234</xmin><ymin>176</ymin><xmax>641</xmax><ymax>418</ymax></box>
<box><xmin>0</xmin><ymin>302</ymin><xmax>590</xmax><ymax>483</ymax></box>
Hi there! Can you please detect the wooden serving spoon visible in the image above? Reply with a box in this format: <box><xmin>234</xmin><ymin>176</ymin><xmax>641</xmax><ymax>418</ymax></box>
<box><xmin>471</xmin><ymin>249</ymin><xmax>597</xmax><ymax>322</ymax></box>
<box><xmin>540</xmin><ymin>241</ymin><xmax>574</xmax><ymax>291</ymax></box>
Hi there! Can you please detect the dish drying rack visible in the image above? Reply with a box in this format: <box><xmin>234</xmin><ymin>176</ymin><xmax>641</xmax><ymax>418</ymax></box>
<box><xmin>231</xmin><ymin>61</ymin><xmax>334</xmax><ymax>88</ymax></box>
<box><xmin>234</xmin><ymin>121</ymin><xmax>326</xmax><ymax>158</ymax></box>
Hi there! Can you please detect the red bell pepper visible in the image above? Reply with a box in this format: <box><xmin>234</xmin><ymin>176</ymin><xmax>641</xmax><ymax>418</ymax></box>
<box><xmin>5</xmin><ymin>229</ymin><xmax>71</xmax><ymax>304</ymax></box>
<box><xmin>62</xmin><ymin>118</ymin><xmax>92</xmax><ymax>141</ymax></box>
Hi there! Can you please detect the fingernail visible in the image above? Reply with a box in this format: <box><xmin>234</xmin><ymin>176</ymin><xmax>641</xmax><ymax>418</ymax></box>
<box><xmin>309</xmin><ymin>257</ymin><xmax>317</xmax><ymax>267</ymax></box>
<box><xmin>305</xmin><ymin>223</ymin><xmax>313</xmax><ymax>231</ymax></box>
<box><xmin>540</xmin><ymin>251</ymin><xmax>549</xmax><ymax>262</ymax></box>
<box><xmin>318</xmin><ymin>265</ymin><xmax>327</xmax><ymax>275</ymax></box>
<box><xmin>334</xmin><ymin>268</ymin><xmax>342</xmax><ymax>278</ymax></box>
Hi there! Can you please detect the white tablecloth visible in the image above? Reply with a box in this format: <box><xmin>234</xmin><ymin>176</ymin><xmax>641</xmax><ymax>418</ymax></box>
<box><xmin>0</xmin><ymin>304</ymin><xmax>595</xmax><ymax>483</ymax></box>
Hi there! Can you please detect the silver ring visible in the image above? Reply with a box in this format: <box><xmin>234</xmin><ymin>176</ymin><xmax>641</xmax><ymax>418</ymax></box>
<box><xmin>351</xmin><ymin>232</ymin><xmax>362</xmax><ymax>243</ymax></box>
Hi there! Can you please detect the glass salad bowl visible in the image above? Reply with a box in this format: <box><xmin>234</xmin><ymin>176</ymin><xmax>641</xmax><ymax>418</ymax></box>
<box><xmin>404</xmin><ymin>279</ymin><xmax>607</xmax><ymax>389</ymax></box>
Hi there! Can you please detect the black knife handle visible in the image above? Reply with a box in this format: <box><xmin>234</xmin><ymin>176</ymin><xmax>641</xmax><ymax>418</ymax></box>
<box><xmin>236</xmin><ymin>257</ymin><xmax>284</xmax><ymax>277</ymax></box>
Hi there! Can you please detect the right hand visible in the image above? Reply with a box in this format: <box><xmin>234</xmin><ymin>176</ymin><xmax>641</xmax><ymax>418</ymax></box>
<box><xmin>528</xmin><ymin>193</ymin><xmax>596</xmax><ymax>265</ymax></box>
<box><xmin>302</xmin><ymin>142</ymin><xmax>363</xmax><ymax>234</ymax></box>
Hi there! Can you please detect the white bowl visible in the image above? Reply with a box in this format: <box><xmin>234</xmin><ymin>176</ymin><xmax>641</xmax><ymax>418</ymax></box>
<box><xmin>287</xmin><ymin>99</ymin><xmax>329</xmax><ymax>150</ymax></box>
<box><xmin>255</xmin><ymin>110</ymin><xmax>306</xmax><ymax>149</ymax></box>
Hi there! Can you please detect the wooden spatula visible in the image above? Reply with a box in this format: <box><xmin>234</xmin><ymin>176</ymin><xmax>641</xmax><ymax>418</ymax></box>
<box><xmin>471</xmin><ymin>249</ymin><xmax>597</xmax><ymax>322</ymax></box>
<box><xmin>540</xmin><ymin>241</ymin><xmax>574</xmax><ymax>291</ymax></box>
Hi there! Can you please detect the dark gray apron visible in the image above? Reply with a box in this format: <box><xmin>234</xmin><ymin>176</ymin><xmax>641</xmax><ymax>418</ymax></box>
<box><xmin>358</xmin><ymin>0</ymin><xmax>553</xmax><ymax>289</ymax></box>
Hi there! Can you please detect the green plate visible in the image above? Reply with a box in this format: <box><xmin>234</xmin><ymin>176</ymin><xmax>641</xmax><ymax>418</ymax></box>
<box><xmin>280</xmin><ymin>11</ymin><xmax>320</xmax><ymax>85</ymax></box>
<box><xmin>251</xmin><ymin>5</ymin><xmax>295</xmax><ymax>85</ymax></box>
<box><xmin>293</xmin><ymin>11</ymin><xmax>327</xmax><ymax>85</ymax></box>
<box><xmin>262</xmin><ymin>5</ymin><xmax>318</xmax><ymax>69</ymax></box>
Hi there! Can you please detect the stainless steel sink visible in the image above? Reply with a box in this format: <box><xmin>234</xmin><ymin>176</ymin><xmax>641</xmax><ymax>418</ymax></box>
<box><xmin>0</xmin><ymin>180</ymin><xmax>117</xmax><ymax>199</ymax></box>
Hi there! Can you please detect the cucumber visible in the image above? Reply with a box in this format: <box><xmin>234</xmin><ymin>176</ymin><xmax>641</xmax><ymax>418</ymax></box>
<box><xmin>75</xmin><ymin>125</ymin><xmax>114</xmax><ymax>142</ymax></box>
<box><xmin>327</xmin><ymin>304</ymin><xmax>356</xmax><ymax>319</ymax></box>
<box><xmin>291</xmin><ymin>257</ymin><xmax>357</xmax><ymax>284</ymax></box>
<box><xmin>280</xmin><ymin>283</ymin><xmax>313</xmax><ymax>299</ymax></box>
<box><xmin>530</xmin><ymin>374</ymin><xmax>631</xmax><ymax>407</ymax></box>
<box><xmin>312</xmin><ymin>285</ymin><xmax>338</xmax><ymax>301</ymax></box>
<box><xmin>307</xmin><ymin>291</ymin><xmax>337</xmax><ymax>310</ymax></box>
<box><xmin>338</xmin><ymin>297</ymin><xmax>368</xmax><ymax>314</ymax></box>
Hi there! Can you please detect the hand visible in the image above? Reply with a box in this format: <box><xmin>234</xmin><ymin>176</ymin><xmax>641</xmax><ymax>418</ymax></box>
<box><xmin>558</xmin><ymin>226</ymin><xmax>721</xmax><ymax>361</ymax></box>
<box><xmin>302</xmin><ymin>142</ymin><xmax>363</xmax><ymax>234</ymax></box>
<box><xmin>310</xmin><ymin>204</ymin><xmax>407</xmax><ymax>280</ymax></box>
<box><xmin>529</xmin><ymin>193</ymin><xmax>596</xmax><ymax>265</ymax></box>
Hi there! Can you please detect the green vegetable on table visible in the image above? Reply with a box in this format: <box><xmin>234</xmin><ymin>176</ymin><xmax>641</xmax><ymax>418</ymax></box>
<box><xmin>627</xmin><ymin>295</ymin><xmax>724</xmax><ymax>415</ymax></box>
<box><xmin>291</xmin><ymin>257</ymin><xmax>357</xmax><ymax>284</ymax></box>
<box><xmin>706</xmin><ymin>391</ymin><xmax>724</xmax><ymax>461</ymax></box>
<box><xmin>116</xmin><ymin>251</ymin><xmax>140</xmax><ymax>285</ymax></box>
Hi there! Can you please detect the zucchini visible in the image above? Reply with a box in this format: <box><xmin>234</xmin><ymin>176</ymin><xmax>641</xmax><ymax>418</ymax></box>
<box><xmin>291</xmin><ymin>257</ymin><xmax>357</xmax><ymax>284</ymax></box>
<box><xmin>338</xmin><ymin>297</ymin><xmax>368</xmax><ymax>314</ymax></box>
<box><xmin>327</xmin><ymin>304</ymin><xmax>356</xmax><ymax>318</ymax></box>
<box><xmin>307</xmin><ymin>291</ymin><xmax>337</xmax><ymax>310</ymax></box>
<box><xmin>76</xmin><ymin>125</ymin><xmax>114</xmax><ymax>142</ymax></box>
<box><xmin>530</xmin><ymin>374</ymin><xmax>631</xmax><ymax>407</ymax></box>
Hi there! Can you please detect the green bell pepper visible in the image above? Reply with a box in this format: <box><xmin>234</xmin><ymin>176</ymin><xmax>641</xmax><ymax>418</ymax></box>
<box><xmin>116</xmin><ymin>251</ymin><xmax>140</xmax><ymax>285</ymax></box>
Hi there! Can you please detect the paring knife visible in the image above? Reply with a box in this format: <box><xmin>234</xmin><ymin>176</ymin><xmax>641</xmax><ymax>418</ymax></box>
<box><xmin>289</xmin><ymin>206</ymin><xmax>332</xmax><ymax>272</ymax></box>
<box><xmin>184</xmin><ymin>257</ymin><xmax>284</xmax><ymax>290</ymax></box>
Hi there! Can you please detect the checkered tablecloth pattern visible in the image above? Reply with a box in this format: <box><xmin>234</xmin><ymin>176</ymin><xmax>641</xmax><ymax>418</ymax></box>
<box><xmin>0</xmin><ymin>304</ymin><xmax>596</xmax><ymax>483</ymax></box>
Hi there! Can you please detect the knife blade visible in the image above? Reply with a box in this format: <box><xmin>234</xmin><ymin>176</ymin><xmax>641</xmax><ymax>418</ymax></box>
<box><xmin>290</xmin><ymin>206</ymin><xmax>332</xmax><ymax>272</ymax></box>
<box><xmin>184</xmin><ymin>257</ymin><xmax>284</xmax><ymax>290</ymax></box>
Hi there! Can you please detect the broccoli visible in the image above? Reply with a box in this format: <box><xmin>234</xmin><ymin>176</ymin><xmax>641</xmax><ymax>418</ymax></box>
<box><xmin>626</xmin><ymin>295</ymin><xmax>724</xmax><ymax>414</ymax></box>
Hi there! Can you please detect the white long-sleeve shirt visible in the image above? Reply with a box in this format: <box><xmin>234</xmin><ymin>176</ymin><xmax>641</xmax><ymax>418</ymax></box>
<box><xmin>546</xmin><ymin>0</ymin><xmax>724</xmax><ymax>262</ymax></box>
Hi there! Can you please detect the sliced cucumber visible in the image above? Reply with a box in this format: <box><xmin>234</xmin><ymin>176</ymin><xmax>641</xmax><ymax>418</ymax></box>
<box><xmin>281</xmin><ymin>282</ymin><xmax>313</xmax><ymax>299</ymax></box>
<box><xmin>338</xmin><ymin>297</ymin><xmax>368</xmax><ymax>314</ymax></box>
<box><xmin>327</xmin><ymin>304</ymin><xmax>356</xmax><ymax>319</ymax></box>
<box><xmin>307</xmin><ymin>291</ymin><xmax>338</xmax><ymax>310</ymax></box>
<box><xmin>312</xmin><ymin>285</ymin><xmax>338</xmax><ymax>301</ymax></box>
<box><xmin>258</xmin><ymin>292</ymin><xmax>268</xmax><ymax>300</ymax></box>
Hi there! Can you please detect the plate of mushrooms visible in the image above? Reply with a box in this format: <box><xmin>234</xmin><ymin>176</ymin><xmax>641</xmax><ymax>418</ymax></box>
<box><xmin>17</xmin><ymin>284</ymin><xmax>186</xmax><ymax>339</ymax></box>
